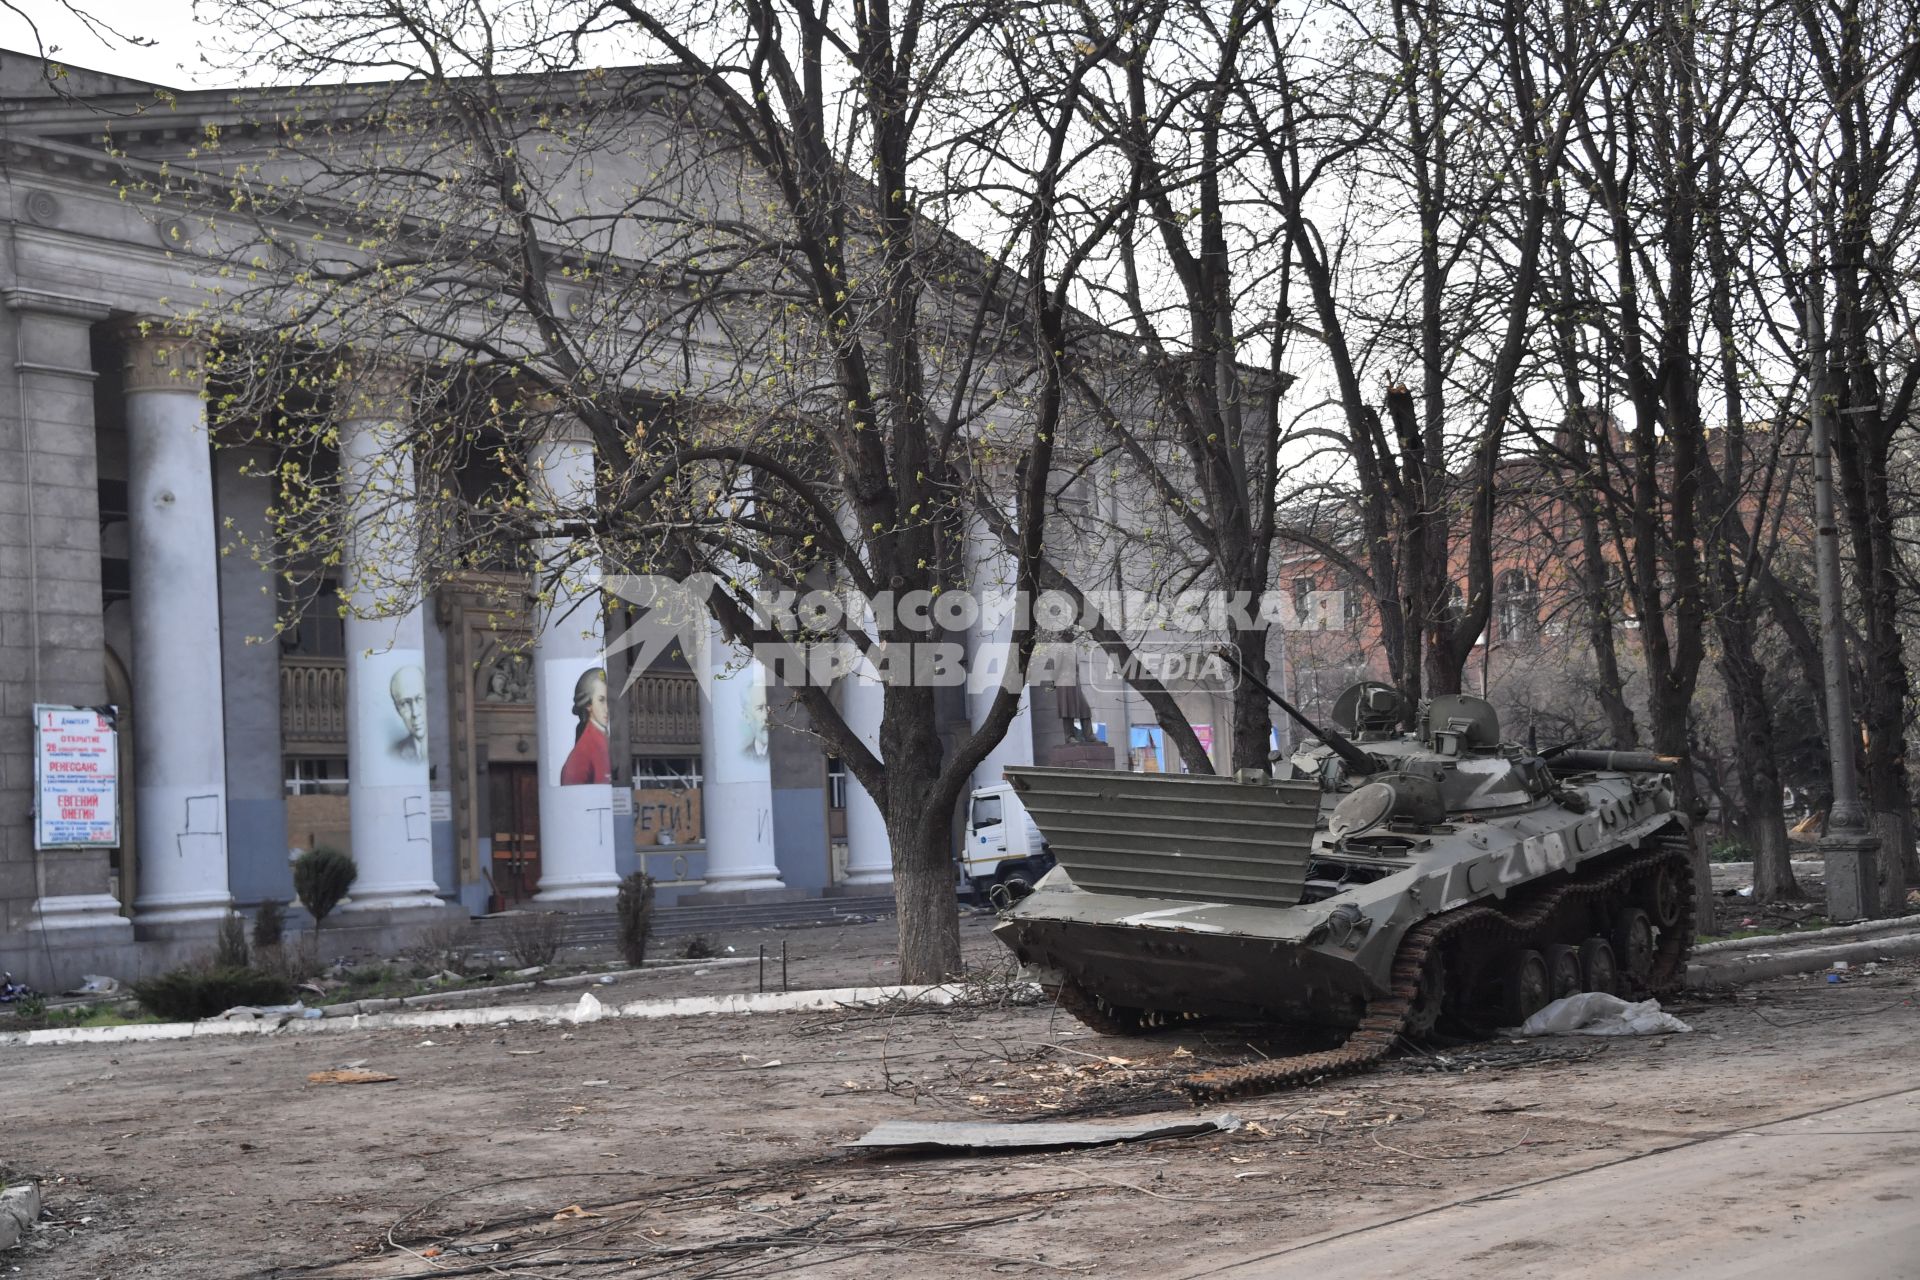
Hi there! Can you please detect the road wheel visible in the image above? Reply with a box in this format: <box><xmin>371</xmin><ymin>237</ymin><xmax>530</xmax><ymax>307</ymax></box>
<box><xmin>1500</xmin><ymin>949</ymin><xmax>1552</xmax><ymax>1027</ymax></box>
<box><xmin>1612</xmin><ymin>907</ymin><xmax>1656</xmax><ymax>987</ymax></box>
<box><xmin>1579</xmin><ymin>937</ymin><xmax>1620</xmax><ymax>996</ymax></box>
<box><xmin>1047</xmin><ymin>981</ymin><xmax>1155</xmax><ymax>1036</ymax></box>
<box><xmin>1643</xmin><ymin>863</ymin><xmax>1684</xmax><ymax>930</ymax></box>
<box><xmin>1543</xmin><ymin>944</ymin><xmax>1583</xmax><ymax>1000</ymax></box>
<box><xmin>1405</xmin><ymin>952</ymin><xmax>1450</xmax><ymax>1039</ymax></box>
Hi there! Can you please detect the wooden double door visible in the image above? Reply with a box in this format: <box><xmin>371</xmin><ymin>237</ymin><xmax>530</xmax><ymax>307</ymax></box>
<box><xmin>487</xmin><ymin>761</ymin><xmax>542</xmax><ymax>909</ymax></box>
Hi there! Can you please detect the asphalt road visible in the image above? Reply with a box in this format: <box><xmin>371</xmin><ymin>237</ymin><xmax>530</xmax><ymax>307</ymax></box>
<box><xmin>1183</xmin><ymin>1085</ymin><xmax>1920</xmax><ymax>1279</ymax></box>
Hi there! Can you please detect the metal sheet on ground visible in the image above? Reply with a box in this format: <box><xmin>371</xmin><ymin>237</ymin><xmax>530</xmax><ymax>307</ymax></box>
<box><xmin>850</xmin><ymin>1111</ymin><xmax>1242</xmax><ymax>1152</ymax></box>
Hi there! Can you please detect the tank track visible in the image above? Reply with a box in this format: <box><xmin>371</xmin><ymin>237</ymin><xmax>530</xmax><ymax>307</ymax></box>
<box><xmin>1178</xmin><ymin>829</ymin><xmax>1695</xmax><ymax>1101</ymax></box>
<box><xmin>1046</xmin><ymin>979</ymin><xmax>1202</xmax><ymax>1035</ymax></box>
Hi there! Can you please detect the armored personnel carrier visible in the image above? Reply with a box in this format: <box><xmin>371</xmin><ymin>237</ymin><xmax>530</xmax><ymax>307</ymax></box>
<box><xmin>993</xmin><ymin>680</ymin><xmax>1694</xmax><ymax>1098</ymax></box>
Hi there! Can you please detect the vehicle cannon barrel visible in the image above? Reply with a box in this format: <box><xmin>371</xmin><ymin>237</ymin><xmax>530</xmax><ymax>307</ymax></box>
<box><xmin>1547</xmin><ymin>749</ymin><xmax>1681</xmax><ymax>775</ymax></box>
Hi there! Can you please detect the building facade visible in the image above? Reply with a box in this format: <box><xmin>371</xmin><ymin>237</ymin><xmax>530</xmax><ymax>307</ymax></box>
<box><xmin>0</xmin><ymin>53</ymin><xmax>1244</xmax><ymax>989</ymax></box>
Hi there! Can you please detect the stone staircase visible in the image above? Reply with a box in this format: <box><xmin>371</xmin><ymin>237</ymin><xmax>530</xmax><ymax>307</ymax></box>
<box><xmin>468</xmin><ymin>892</ymin><xmax>898</xmax><ymax>953</ymax></box>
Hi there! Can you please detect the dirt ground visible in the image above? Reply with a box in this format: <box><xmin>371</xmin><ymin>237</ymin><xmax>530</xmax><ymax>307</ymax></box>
<box><xmin>4</xmin><ymin>913</ymin><xmax>1918</xmax><ymax>1280</ymax></box>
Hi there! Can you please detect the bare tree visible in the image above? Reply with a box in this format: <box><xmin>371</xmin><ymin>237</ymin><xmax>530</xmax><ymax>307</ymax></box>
<box><xmin>1241</xmin><ymin>0</ymin><xmax>1597</xmax><ymax>708</ymax></box>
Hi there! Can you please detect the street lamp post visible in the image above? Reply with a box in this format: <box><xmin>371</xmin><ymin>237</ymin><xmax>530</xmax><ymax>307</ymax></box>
<box><xmin>1805</xmin><ymin>282</ymin><xmax>1881</xmax><ymax>920</ymax></box>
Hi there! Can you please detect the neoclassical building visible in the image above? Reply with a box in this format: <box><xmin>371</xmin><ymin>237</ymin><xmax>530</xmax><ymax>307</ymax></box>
<box><xmin>0</xmin><ymin>52</ymin><xmax>1242</xmax><ymax>988</ymax></box>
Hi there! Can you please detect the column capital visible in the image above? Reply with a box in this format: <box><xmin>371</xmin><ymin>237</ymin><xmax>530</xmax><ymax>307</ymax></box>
<box><xmin>335</xmin><ymin>351</ymin><xmax>418</xmax><ymax>421</ymax></box>
<box><xmin>512</xmin><ymin>380</ymin><xmax>594</xmax><ymax>445</ymax></box>
<box><xmin>118</xmin><ymin>321</ymin><xmax>209</xmax><ymax>395</ymax></box>
<box><xmin>2</xmin><ymin>288</ymin><xmax>113</xmax><ymax>323</ymax></box>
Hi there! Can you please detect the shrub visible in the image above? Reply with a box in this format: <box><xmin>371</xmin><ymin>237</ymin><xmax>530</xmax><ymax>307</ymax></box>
<box><xmin>257</xmin><ymin>934</ymin><xmax>322</xmax><ymax>985</ymax></box>
<box><xmin>214</xmin><ymin>910</ymin><xmax>250</xmax><ymax>969</ymax></box>
<box><xmin>615</xmin><ymin>872</ymin><xmax>656</xmax><ymax>968</ymax></box>
<box><xmin>252</xmin><ymin>900</ymin><xmax>287</xmax><ymax>950</ymax></box>
<box><xmin>293</xmin><ymin>847</ymin><xmax>357</xmax><ymax>927</ymax></box>
<box><xmin>405</xmin><ymin>918</ymin><xmax>479</xmax><ymax>976</ymax></box>
<box><xmin>681</xmin><ymin>934</ymin><xmax>718</xmax><ymax>960</ymax></box>
<box><xmin>502</xmin><ymin>911</ymin><xmax>565</xmax><ymax>968</ymax></box>
<box><xmin>132</xmin><ymin>967</ymin><xmax>294</xmax><ymax>1021</ymax></box>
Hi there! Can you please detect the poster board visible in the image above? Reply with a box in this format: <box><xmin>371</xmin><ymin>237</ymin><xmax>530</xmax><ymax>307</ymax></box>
<box><xmin>35</xmin><ymin>705</ymin><xmax>120</xmax><ymax>850</ymax></box>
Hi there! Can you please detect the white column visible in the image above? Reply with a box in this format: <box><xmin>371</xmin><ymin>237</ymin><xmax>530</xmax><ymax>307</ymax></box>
<box><xmin>699</xmin><ymin>626</ymin><xmax>783</xmax><ymax>891</ymax></box>
<box><xmin>336</xmin><ymin>364</ymin><xmax>441</xmax><ymax>912</ymax></box>
<box><xmin>838</xmin><ymin>672</ymin><xmax>893</xmax><ymax>886</ymax></box>
<box><xmin>123</xmin><ymin>328</ymin><xmax>233</xmax><ymax>927</ymax></box>
<box><xmin>530</xmin><ymin>419</ymin><xmax>620</xmax><ymax>903</ymax></box>
<box><xmin>965</xmin><ymin>513</ymin><xmax>1034</xmax><ymax>791</ymax></box>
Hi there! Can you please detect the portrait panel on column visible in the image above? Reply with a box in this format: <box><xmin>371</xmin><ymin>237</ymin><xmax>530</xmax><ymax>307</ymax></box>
<box><xmin>355</xmin><ymin>647</ymin><xmax>431</xmax><ymax>785</ymax></box>
<box><xmin>546</xmin><ymin>656</ymin><xmax>612</xmax><ymax>787</ymax></box>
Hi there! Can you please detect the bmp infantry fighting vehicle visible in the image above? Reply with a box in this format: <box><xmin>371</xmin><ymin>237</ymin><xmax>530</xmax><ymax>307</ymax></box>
<box><xmin>994</xmin><ymin>677</ymin><xmax>1694</xmax><ymax>1099</ymax></box>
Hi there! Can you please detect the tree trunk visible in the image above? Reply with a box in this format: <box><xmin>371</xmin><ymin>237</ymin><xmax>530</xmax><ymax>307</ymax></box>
<box><xmin>1230</xmin><ymin>627</ymin><xmax>1274</xmax><ymax>774</ymax></box>
<box><xmin>1718</xmin><ymin>618</ymin><xmax>1799</xmax><ymax>901</ymax></box>
<box><xmin>1870</xmin><ymin>809</ymin><xmax>1911</xmax><ymax>918</ymax></box>
<box><xmin>888</xmin><ymin>788</ymin><xmax>962</xmax><ymax>983</ymax></box>
<box><xmin>1646</xmin><ymin>692</ymin><xmax>1714</xmax><ymax>927</ymax></box>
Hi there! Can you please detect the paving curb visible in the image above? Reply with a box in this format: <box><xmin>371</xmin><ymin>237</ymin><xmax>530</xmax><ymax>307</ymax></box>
<box><xmin>0</xmin><ymin>1182</ymin><xmax>39</xmax><ymax>1251</ymax></box>
<box><xmin>316</xmin><ymin>956</ymin><xmax>760</xmax><ymax>1017</ymax></box>
<box><xmin>1687</xmin><ymin>930</ymin><xmax>1920</xmax><ymax>988</ymax></box>
<box><xmin>0</xmin><ymin>983</ymin><xmax>971</xmax><ymax>1048</ymax></box>
<box><xmin>1694</xmin><ymin>914</ymin><xmax>1920</xmax><ymax>955</ymax></box>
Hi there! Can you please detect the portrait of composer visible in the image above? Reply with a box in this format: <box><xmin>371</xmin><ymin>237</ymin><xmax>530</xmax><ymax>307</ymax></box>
<box><xmin>389</xmin><ymin>664</ymin><xmax>429</xmax><ymax>764</ymax></box>
<box><xmin>560</xmin><ymin>666</ymin><xmax>611</xmax><ymax>785</ymax></box>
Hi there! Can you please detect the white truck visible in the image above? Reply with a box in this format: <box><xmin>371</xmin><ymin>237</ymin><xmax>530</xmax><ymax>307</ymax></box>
<box><xmin>961</xmin><ymin>781</ymin><xmax>1055</xmax><ymax>904</ymax></box>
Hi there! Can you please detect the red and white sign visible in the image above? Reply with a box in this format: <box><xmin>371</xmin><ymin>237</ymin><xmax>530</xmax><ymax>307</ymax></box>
<box><xmin>35</xmin><ymin>705</ymin><xmax>120</xmax><ymax>849</ymax></box>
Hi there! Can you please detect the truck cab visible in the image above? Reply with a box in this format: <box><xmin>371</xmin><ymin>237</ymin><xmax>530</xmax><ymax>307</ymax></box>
<box><xmin>962</xmin><ymin>782</ymin><xmax>1055</xmax><ymax>904</ymax></box>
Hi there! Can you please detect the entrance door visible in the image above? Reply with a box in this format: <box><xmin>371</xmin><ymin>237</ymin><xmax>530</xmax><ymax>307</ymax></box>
<box><xmin>487</xmin><ymin>762</ymin><xmax>542</xmax><ymax>908</ymax></box>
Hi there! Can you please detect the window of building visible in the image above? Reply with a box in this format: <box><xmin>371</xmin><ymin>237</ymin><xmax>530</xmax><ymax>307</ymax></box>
<box><xmin>1342</xmin><ymin>580</ymin><xmax>1366</xmax><ymax>630</ymax></box>
<box><xmin>1496</xmin><ymin>568</ymin><xmax>1542</xmax><ymax>645</ymax></box>
<box><xmin>279</xmin><ymin>579</ymin><xmax>347</xmax><ymax>657</ymax></box>
<box><xmin>633</xmin><ymin>756</ymin><xmax>701</xmax><ymax>787</ymax></box>
<box><xmin>285</xmin><ymin>756</ymin><xmax>349</xmax><ymax>795</ymax></box>
<box><xmin>826</xmin><ymin>756</ymin><xmax>848</xmax><ymax>810</ymax></box>
<box><xmin>1291</xmin><ymin>575</ymin><xmax>1317</xmax><ymax>621</ymax></box>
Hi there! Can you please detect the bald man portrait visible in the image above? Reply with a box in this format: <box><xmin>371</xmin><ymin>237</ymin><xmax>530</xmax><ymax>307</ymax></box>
<box><xmin>389</xmin><ymin>664</ymin><xmax>429</xmax><ymax>764</ymax></box>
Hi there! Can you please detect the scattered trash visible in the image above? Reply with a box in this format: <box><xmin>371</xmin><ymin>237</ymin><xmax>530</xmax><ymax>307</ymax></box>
<box><xmin>1826</xmin><ymin>972</ymin><xmax>1844</xmax><ymax>984</ymax></box>
<box><xmin>216</xmin><ymin>1003</ymin><xmax>308</xmax><ymax>1021</ymax></box>
<box><xmin>1831</xmin><ymin>960</ymin><xmax>1850</xmax><ymax>971</ymax></box>
<box><xmin>597</xmin><ymin>975</ymin><xmax>615</xmax><ymax>985</ymax></box>
<box><xmin>850</xmin><ymin>1111</ymin><xmax>1243</xmax><ymax>1153</ymax></box>
<box><xmin>568</xmin><ymin>992</ymin><xmax>604</xmax><ymax>1024</ymax></box>
<box><xmin>307</xmin><ymin>1068</ymin><xmax>398</xmax><ymax>1085</ymax></box>
<box><xmin>418</xmin><ymin>1040</ymin><xmax>438</xmax><ymax>1048</ymax></box>
<box><xmin>1862</xmin><ymin>963</ymin><xmax>1880</xmax><ymax>976</ymax></box>
<box><xmin>1516</xmin><ymin>993</ymin><xmax>1691</xmax><ymax>1037</ymax></box>
<box><xmin>65</xmin><ymin>975</ymin><xmax>121</xmax><ymax>997</ymax></box>
<box><xmin>552</xmin><ymin>1205</ymin><xmax>600</xmax><ymax>1221</ymax></box>
<box><xmin>581</xmin><ymin>1079</ymin><xmax>610</xmax><ymax>1087</ymax></box>
<box><xmin>0</xmin><ymin>974</ymin><xmax>37</xmax><ymax>1004</ymax></box>
<box><xmin>1736</xmin><ymin>886</ymin><xmax>1754</xmax><ymax>897</ymax></box>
